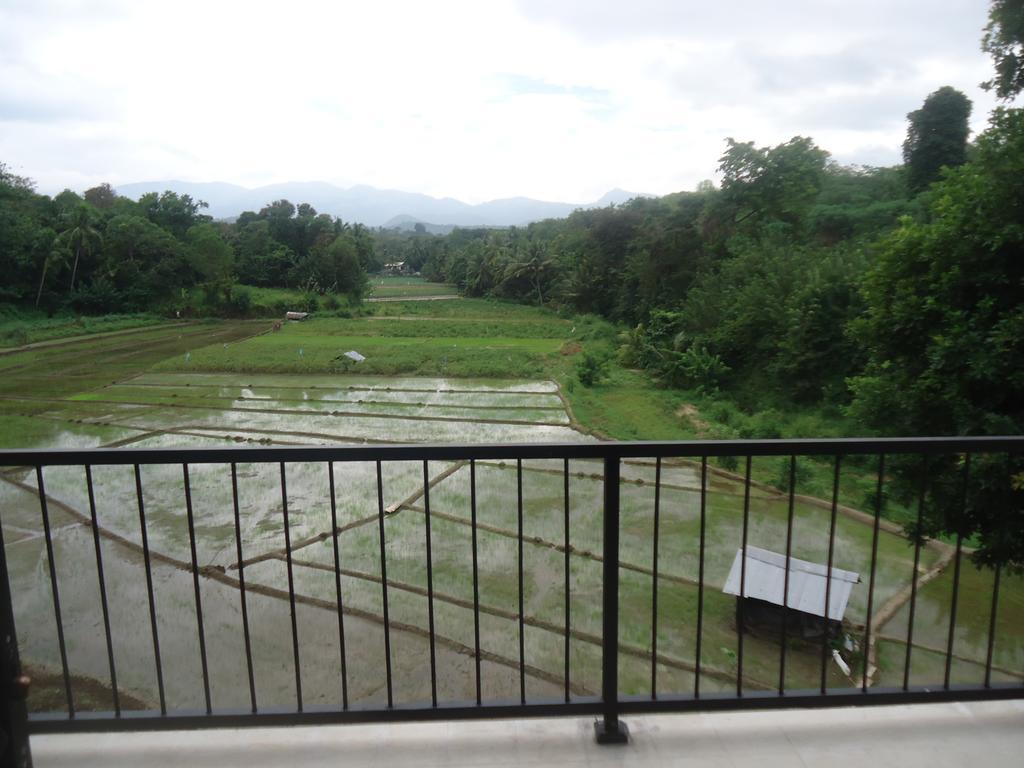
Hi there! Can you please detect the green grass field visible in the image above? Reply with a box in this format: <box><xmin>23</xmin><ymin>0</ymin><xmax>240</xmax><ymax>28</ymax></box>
<box><xmin>369</xmin><ymin>276</ymin><xmax>457</xmax><ymax>298</ymax></box>
<box><xmin>0</xmin><ymin>309</ymin><xmax>168</xmax><ymax>348</ymax></box>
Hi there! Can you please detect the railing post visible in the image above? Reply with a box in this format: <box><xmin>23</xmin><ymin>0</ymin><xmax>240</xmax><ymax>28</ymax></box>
<box><xmin>0</xmin><ymin>522</ymin><xmax>32</xmax><ymax>767</ymax></box>
<box><xmin>595</xmin><ymin>452</ymin><xmax>629</xmax><ymax>744</ymax></box>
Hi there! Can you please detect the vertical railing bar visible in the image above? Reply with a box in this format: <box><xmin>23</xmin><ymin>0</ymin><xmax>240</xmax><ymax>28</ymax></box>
<box><xmin>984</xmin><ymin>565</ymin><xmax>1001</xmax><ymax>689</ymax></box>
<box><xmin>279</xmin><ymin>462</ymin><xmax>303</xmax><ymax>712</ymax></box>
<box><xmin>944</xmin><ymin>532</ymin><xmax>964</xmax><ymax>690</ymax></box>
<box><xmin>903</xmin><ymin>456</ymin><xmax>928</xmax><ymax>690</ymax></box>
<box><xmin>650</xmin><ymin>456</ymin><xmax>661</xmax><ymax>700</ymax></box>
<box><xmin>942</xmin><ymin>454</ymin><xmax>966</xmax><ymax>688</ymax></box>
<box><xmin>84</xmin><ymin>465</ymin><xmax>119</xmax><ymax>717</ymax></box>
<box><xmin>422</xmin><ymin>459</ymin><xmax>438</xmax><ymax>708</ymax></box>
<box><xmin>779</xmin><ymin>455</ymin><xmax>796</xmax><ymax>695</ymax></box>
<box><xmin>597</xmin><ymin>451</ymin><xmax>626</xmax><ymax>742</ymax></box>
<box><xmin>36</xmin><ymin>465</ymin><xmax>74</xmax><ymax>718</ymax></box>
<box><xmin>820</xmin><ymin>455</ymin><xmax>841</xmax><ymax>695</ymax></box>
<box><xmin>327</xmin><ymin>462</ymin><xmax>349</xmax><ymax>710</ymax></box>
<box><xmin>563</xmin><ymin>456</ymin><xmax>571</xmax><ymax>704</ymax></box>
<box><xmin>694</xmin><ymin>456</ymin><xmax>707</xmax><ymax>699</ymax></box>
<box><xmin>736</xmin><ymin>455</ymin><xmax>751</xmax><ymax>697</ymax></box>
<box><xmin>517</xmin><ymin>458</ymin><xmax>526</xmax><ymax>705</ymax></box>
<box><xmin>862</xmin><ymin>453</ymin><xmax>884</xmax><ymax>692</ymax></box>
<box><xmin>375</xmin><ymin>460</ymin><xmax>394</xmax><ymax>709</ymax></box>
<box><xmin>0</xmin><ymin>495</ymin><xmax>31</xmax><ymax>765</ymax></box>
<box><xmin>230</xmin><ymin>463</ymin><xmax>257</xmax><ymax>714</ymax></box>
<box><xmin>470</xmin><ymin>459</ymin><xmax>482</xmax><ymax>706</ymax></box>
<box><xmin>134</xmin><ymin>464</ymin><xmax>166</xmax><ymax>714</ymax></box>
<box><xmin>984</xmin><ymin>452</ymin><xmax>1012</xmax><ymax>690</ymax></box>
<box><xmin>182</xmin><ymin>464</ymin><xmax>212</xmax><ymax>715</ymax></box>
<box><xmin>944</xmin><ymin>452</ymin><xmax>970</xmax><ymax>690</ymax></box>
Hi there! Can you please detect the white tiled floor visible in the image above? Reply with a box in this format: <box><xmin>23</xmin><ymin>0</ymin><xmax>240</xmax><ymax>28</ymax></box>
<box><xmin>30</xmin><ymin>700</ymin><xmax>1024</xmax><ymax>768</ymax></box>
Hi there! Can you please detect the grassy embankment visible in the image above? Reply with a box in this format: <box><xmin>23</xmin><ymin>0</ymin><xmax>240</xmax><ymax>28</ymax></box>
<box><xmin>0</xmin><ymin>308</ymin><xmax>169</xmax><ymax>348</ymax></box>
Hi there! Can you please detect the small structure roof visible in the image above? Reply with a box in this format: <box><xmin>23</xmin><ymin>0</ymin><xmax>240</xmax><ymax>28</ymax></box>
<box><xmin>722</xmin><ymin>546</ymin><xmax>859</xmax><ymax>622</ymax></box>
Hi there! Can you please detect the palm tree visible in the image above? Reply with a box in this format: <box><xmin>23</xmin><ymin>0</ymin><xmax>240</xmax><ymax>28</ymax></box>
<box><xmin>503</xmin><ymin>242</ymin><xmax>557</xmax><ymax>305</ymax></box>
<box><xmin>35</xmin><ymin>238</ymin><xmax>69</xmax><ymax>307</ymax></box>
<box><xmin>61</xmin><ymin>203</ymin><xmax>101</xmax><ymax>292</ymax></box>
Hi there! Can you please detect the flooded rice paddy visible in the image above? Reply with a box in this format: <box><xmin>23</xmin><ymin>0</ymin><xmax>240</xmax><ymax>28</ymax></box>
<box><xmin>2</xmin><ymin>371</ymin><xmax>1021</xmax><ymax>715</ymax></box>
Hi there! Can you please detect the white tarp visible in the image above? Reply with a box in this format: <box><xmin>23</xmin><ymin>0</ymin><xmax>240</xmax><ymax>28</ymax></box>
<box><xmin>344</xmin><ymin>350</ymin><xmax>366</xmax><ymax>362</ymax></box>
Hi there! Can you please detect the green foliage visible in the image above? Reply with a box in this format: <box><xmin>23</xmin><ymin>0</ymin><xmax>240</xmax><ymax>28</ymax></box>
<box><xmin>575</xmin><ymin>350</ymin><xmax>610</xmax><ymax>387</ymax></box>
<box><xmin>981</xmin><ymin>0</ymin><xmax>1024</xmax><ymax>100</ymax></box>
<box><xmin>902</xmin><ymin>86</ymin><xmax>972</xmax><ymax>193</ymax></box>
<box><xmin>716</xmin><ymin>135</ymin><xmax>829</xmax><ymax>233</ymax></box>
<box><xmin>850</xmin><ymin>107</ymin><xmax>1024</xmax><ymax>569</ymax></box>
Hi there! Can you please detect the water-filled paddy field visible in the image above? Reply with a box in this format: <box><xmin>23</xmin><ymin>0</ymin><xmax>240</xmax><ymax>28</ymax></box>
<box><xmin>1</xmin><ymin>323</ymin><xmax>1021</xmax><ymax>715</ymax></box>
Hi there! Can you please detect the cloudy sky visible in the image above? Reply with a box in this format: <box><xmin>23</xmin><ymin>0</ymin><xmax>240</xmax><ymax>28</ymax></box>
<box><xmin>0</xmin><ymin>0</ymin><xmax>1000</xmax><ymax>203</ymax></box>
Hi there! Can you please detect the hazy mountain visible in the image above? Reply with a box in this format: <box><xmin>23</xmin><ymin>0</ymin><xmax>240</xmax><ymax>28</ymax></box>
<box><xmin>113</xmin><ymin>180</ymin><xmax>651</xmax><ymax>227</ymax></box>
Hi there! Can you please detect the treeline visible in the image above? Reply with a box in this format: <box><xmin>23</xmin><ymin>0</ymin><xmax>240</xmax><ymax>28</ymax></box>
<box><xmin>414</xmin><ymin>86</ymin><xmax>1023</xmax><ymax>567</ymax></box>
<box><xmin>419</xmin><ymin>137</ymin><xmax>916</xmax><ymax>406</ymax></box>
<box><xmin>0</xmin><ymin>178</ymin><xmax>375</xmax><ymax>316</ymax></box>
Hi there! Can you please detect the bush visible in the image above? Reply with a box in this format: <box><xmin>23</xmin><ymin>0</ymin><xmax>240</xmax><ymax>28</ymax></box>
<box><xmin>738</xmin><ymin>409</ymin><xmax>784</xmax><ymax>439</ymax></box>
<box><xmin>228</xmin><ymin>285</ymin><xmax>252</xmax><ymax>316</ymax></box>
<box><xmin>301</xmin><ymin>293</ymin><xmax>320</xmax><ymax>313</ymax></box>
<box><xmin>0</xmin><ymin>324</ymin><xmax>28</xmax><ymax>346</ymax></box>
<box><xmin>575</xmin><ymin>351</ymin><xmax>609</xmax><ymax>387</ymax></box>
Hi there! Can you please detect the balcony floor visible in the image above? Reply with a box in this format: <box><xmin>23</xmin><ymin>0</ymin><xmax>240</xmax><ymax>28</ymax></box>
<box><xmin>31</xmin><ymin>700</ymin><xmax>1024</xmax><ymax>768</ymax></box>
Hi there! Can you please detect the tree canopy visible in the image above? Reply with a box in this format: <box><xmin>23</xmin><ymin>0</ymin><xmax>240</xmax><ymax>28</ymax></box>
<box><xmin>902</xmin><ymin>86</ymin><xmax>972</xmax><ymax>193</ymax></box>
<box><xmin>982</xmin><ymin>0</ymin><xmax>1024</xmax><ymax>100</ymax></box>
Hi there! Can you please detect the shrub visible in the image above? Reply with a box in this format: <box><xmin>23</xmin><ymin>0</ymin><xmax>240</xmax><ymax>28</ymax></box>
<box><xmin>575</xmin><ymin>351</ymin><xmax>609</xmax><ymax>387</ymax></box>
<box><xmin>228</xmin><ymin>285</ymin><xmax>252</xmax><ymax>316</ymax></box>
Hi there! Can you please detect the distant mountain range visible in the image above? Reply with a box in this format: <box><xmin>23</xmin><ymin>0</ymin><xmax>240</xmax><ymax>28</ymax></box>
<box><xmin>112</xmin><ymin>180</ymin><xmax>649</xmax><ymax>228</ymax></box>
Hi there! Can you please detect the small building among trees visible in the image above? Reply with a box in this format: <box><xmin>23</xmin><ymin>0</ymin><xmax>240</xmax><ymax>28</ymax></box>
<box><xmin>723</xmin><ymin>546</ymin><xmax>859</xmax><ymax>640</ymax></box>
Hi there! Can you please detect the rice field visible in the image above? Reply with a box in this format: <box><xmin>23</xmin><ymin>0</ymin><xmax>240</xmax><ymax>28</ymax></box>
<box><xmin>1</xmin><ymin>318</ymin><xmax>1021</xmax><ymax>717</ymax></box>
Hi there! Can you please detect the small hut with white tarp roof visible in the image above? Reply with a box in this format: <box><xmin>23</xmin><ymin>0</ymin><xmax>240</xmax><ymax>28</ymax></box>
<box><xmin>723</xmin><ymin>545</ymin><xmax>860</xmax><ymax>639</ymax></box>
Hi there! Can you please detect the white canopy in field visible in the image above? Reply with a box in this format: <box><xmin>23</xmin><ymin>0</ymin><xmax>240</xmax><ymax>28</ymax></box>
<box><xmin>722</xmin><ymin>545</ymin><xmax>859</xmax><ymax>622</ymax></box>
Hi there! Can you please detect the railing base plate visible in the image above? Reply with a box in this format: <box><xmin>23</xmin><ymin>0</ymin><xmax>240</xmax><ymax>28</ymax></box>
<box><xmin>594</xmin><ymin>718</ymin><xmax>629</xmax><ymax>745</ymax></box>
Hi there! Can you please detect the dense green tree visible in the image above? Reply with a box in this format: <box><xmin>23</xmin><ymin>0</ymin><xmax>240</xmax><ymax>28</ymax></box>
<box><xmin>982</xmin><ymin>0</ymin><xmax>1024</xmax><ymax>100</ymax></box>
<box><xmin>902</xmin><ymin>86</ymin><xmax>972</xmax><ymax>193</ymax></box>
<box><xmin>83</xmin><ymin>183</ymin><xmax>117</xmax><ymax>210</ymax></box>
<box><xmin>849</xmin><ymin>107</ymin><xmax>1024</xmax><ymax>568</ymax></box>
<box><xmin>1</xmin><ymin>163</ymin><xmax>55</xmax><ymax>303</ymax></box>
<box><xmin>186</xmin><ymin>223</ymin><xmax>234</xmax><ymax>284</ymax></box>
<box><xmin>139</xmin><ymin>191</ymin><xmax>210</xmax><ymax>238</ymax></box>
<box><xmin>716</xmin><ymin>136</ymin><xmax>829</xmax><ymax>232</ymax></box>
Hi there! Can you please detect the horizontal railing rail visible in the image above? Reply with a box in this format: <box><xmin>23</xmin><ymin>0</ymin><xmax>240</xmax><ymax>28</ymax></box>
<box><xmin>2</xmin><ymin>437</ymin><xmax>1022</xmax><ymax>765</ymax></box>
<box><xmin>2</xmin><ymin>435</ymin><xmax>1023</xmax><ymax>464</ymax></box>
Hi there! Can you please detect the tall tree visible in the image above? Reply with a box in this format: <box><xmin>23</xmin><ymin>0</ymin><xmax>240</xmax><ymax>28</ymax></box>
<box><xmin>849</xmin><ymin>107</ymin><xmax>1024</xmax><ymax>569</ymax></box>
<box><xmin>981</xmin><ymin>0</ymin><xmax>1024</xmax><ymax>100</ymax></box>
<box><xmin>716</xmin><ymin>136</ymin><xmax>829</xmax><ymax>231</ymax></box>
<box><xmin>902</xmin><ymin>86</ymin><xmax>972</xmax><ymax>193</ymax></box>
<box><xmin>83</xmin><ymin>182</ymin><xmax>117</xmax><ymax>210</ymax></box>
<box><xmin>60</xmin><ymin>203</ymin><xmax>101</xmax><ymax>292</ymax></box>
<box><xmin>35</xmin><ymin>242</ymin><xmax>68</xmax><ymax>307</ymax></box>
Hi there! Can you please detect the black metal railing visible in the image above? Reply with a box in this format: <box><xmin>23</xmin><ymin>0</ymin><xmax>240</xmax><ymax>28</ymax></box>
<box><xmin>1</xmin><ymin>437</ymin><xmax>1022</xmax><ymax>765</ymax></box>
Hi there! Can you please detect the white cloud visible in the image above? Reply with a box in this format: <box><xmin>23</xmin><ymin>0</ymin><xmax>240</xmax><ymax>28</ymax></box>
<box><xmin>0</xmin><ymin>0</ymin><xmax>1005</xmax><ymax>203</ymax></box>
